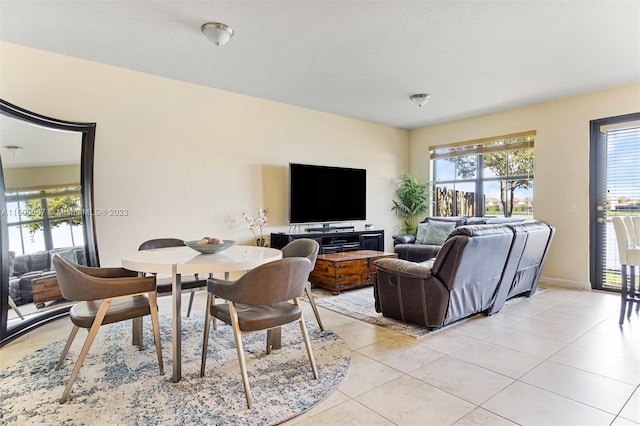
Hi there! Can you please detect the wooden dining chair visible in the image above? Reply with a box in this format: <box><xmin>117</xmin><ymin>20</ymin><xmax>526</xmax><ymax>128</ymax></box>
<box><xmin>200</xmin><ymin>257</ymin><xmax>318</xmax><ymax>408</ymax></box>
<box><xmin>52</xmin><ymin>254</ymin><xmax>164</xmax><ymax>403</ymax></box>
<box><xmin>138</xmin><ymin>238</ymin><xmax>207</xmax><ymax>317</ymax></box>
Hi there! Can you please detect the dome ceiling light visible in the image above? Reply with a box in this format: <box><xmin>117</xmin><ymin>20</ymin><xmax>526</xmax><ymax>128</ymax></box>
<box><xmin>410</xmin><ymin>94</ymin><xmax>431</xmax><ymax>107</ymax></box>
<box><xmin>201</xmin><ymin>22</ymin><xmax>234</xmax><ymax>47</ymax></box>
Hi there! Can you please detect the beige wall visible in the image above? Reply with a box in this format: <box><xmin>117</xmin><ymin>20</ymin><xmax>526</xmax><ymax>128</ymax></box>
<box><xmin>0</xmin><ymin>42</ymin><xmax>408</xmax><ymax>266</ymax></box>
<box><xmin>409</xmin><ymin>82</ymin><xmax>640</xmax><ymax>289</ymax></box>
<box><xmin>4</xmin><ymin>165</ymin><xmax>80</xmax><ymax>190</ymax></box>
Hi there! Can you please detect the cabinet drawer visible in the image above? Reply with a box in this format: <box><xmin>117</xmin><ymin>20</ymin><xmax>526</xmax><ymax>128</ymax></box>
<box><xmin>325</xmin><ymin>259</ymin><xmax>368</xmax><ymax>275</ymax></box>
<box><xmin>361</xmin><ymin>272</ymin><xmax>377</xmax><ymax>285</ymax></box>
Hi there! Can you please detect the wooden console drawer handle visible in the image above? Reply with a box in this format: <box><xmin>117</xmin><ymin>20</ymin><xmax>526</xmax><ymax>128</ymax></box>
<box><xmin>334</xmin><ymin>264</ymin><xmax>345</xmax><ymax>268</ymax></box>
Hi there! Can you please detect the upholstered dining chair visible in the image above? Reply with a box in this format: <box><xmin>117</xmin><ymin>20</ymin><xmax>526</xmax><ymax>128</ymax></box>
<box><xmin>200</xmin><ymin>257</ymin><xmax>318</xmax><ymax>409</ymax></box>
<box><xmin>611</xmin><ymin>217</ymin><xmax>640</xmax><ymax>325</ymax></box>
<box><xmin>52</xmin><ymin>254</ymin><xmax>164</xmax><ymax>403</ymax></box>
<box><xmin>138</xmin><ymin>238</ymin><xmax>207</xmax><ymax>317</ymax></box>
<box><xmin>281</xmin><ymin>238</ymin><xmax>324</xmax><ymax>331</ymax></box>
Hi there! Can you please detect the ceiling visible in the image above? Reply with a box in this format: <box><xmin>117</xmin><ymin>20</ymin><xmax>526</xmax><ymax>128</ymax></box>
<box><xmin>0</xmin><ymin>115</ymin><xmax>81</xmax><ymax>168</ymax></box>
<box><xmin>0</xmin><ymin>0</ymin><xmax>638</xmax><ymax>130</ymax></box>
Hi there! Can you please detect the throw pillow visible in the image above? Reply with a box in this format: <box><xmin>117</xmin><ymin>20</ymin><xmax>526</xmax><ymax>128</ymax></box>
<box><xmin>51</xmin><ymin>248</ymin><xmax>78</xmax><ymax>272</ymax></box>
<box><xmin>415</xmin><ymin>223</ymin><xmax>430</xmax><ymax>244</ymax></box>
<box><xmin>422</xmin><ymin>220</ymin><xmax>456</xmax><ymax>245</ymax></box>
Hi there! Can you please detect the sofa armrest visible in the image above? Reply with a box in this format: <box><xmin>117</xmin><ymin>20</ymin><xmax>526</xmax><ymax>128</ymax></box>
<box><xmin>374</xmin><ymin>258</ymin><xmax>433</xmax><ymax>279</ymax></box>
<box><xmin>392</xmin><ymin>234</ymin><xmax>416</xmax><ymax>245</ymax></box>
<box><xmin>393</xmin><ymin>244</ymin><xmax>441</xmax><ymax>263</ymax></box>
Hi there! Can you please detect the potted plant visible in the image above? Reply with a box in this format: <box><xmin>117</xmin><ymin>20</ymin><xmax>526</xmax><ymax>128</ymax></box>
<box><xmin>391</xmin><ymin>174</ymin><xmax>430</xmax><ymax>235</ymax></box>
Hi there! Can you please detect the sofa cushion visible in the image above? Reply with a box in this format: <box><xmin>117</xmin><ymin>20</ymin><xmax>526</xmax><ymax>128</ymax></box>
<box><xmin>8</xmin><ymin>251</ymin><xmax>15</xmax><ymax>277</ymax></box>
<box><xmin>422</xmin><ymin>220</ymin><xmax>456</xmax><ymax>245</ymax></box>
<box><xmin>12</xmin><ymin>254</ymin><xmax>29</xmax><ymax>276</ymax></box>
<box><xmin>425</xmin><ymin>216</ymin><xmax>467</xmax><ymax>227</ymax></box>
<box><xmin>29</xmin><ymin>251</ymin><xmax>50</xmax><ymax>273</ymax></box>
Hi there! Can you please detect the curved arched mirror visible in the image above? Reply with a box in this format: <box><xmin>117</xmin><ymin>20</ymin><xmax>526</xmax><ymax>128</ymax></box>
<box><xmin>0</xmin><ymin>99</ymin><xmax>99</xmax><ymax>345</ymax></box>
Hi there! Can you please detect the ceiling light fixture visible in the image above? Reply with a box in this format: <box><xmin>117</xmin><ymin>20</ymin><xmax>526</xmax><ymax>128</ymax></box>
<box><xmin>201</xmin><ymin>22</ymin><xmax>234</xmax><ymax>47</ymax></box>
<box><xmin>410</xmin><ymin>93</ymin><xmax>431</xmax><ymax>107</ymax></box>
<box><xmin>2</xmin><ymin>145</ymin><xmax>23</xmax><ymax>158</ymax></box>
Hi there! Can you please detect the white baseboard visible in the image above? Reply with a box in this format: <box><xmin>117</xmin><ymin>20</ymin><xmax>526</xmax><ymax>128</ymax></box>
<box><xmin>540</xmin><ymin>276</ymin><xmax>591</xmax><ymax>291</ymax></box>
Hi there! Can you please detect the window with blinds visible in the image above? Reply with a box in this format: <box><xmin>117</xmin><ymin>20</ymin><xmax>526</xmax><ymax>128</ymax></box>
<box><xmin>599</xmin><ymin>120</ymin><xmax>640</xmax><ymax>290</ymax></box>
<box><xmin>429</xmin><ymin>132</ymin><xmax>535</xmax><ymax>218</ymax></box>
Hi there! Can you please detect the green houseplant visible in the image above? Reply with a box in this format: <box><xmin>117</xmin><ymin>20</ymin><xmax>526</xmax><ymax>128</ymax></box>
<box><xmin>391</xmin><ymin>174</ymin><xmax>430</xmax><ymax>235</ymax></box>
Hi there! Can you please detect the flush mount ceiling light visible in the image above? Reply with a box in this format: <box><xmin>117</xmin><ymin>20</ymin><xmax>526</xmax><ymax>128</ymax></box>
<box><xmin>201</xmin><ymin>22</ymin><xmax>234</xmax><ymax>47</ymax></box>
<box><xmin>410</xmin><ymin>94</ymin><xmax>431</xmax><ymax>107</ymax></box>
<box><xmin>2</xmin><ymin>145</ymin><xmax>23</xmax><ymax>158</ymax></box>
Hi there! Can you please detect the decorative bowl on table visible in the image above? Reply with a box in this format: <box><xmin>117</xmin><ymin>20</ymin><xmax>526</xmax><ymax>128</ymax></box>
<box><xmin>184</xmin><ymin>239</ymin><xmax>235</xmax><ymax>254</ymax></box>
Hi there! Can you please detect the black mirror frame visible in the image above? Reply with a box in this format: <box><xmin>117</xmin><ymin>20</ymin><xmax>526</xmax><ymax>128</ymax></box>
<box><xmin>0</xmin><ymin>99</ymin><xmax>99</xmax><ymax>346</ymax></box>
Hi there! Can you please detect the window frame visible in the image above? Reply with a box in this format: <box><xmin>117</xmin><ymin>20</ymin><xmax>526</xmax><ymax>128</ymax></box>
<box><xmin>430</xmin><ymin>132</ymin><xmax>535</xmax><ymax>218</ymax></box>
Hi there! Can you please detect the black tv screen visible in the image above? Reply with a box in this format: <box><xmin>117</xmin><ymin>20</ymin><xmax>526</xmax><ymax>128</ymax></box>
<box><xmin>289</xmin><ymin>163</ymin><xmax>366</xmax><ymax>224</ymax></box>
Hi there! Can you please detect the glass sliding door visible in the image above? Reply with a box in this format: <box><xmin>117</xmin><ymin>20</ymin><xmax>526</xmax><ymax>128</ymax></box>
<box><xmin>590</xmin><ymin>113</ymin><xmax>640</xmax><ymax>290</ymax></box>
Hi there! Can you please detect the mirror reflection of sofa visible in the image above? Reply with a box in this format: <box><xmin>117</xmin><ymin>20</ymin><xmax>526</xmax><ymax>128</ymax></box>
<box><xmin>8</xmin><ymin>247</ymin><xmax>86</xmax><ymax>306</ymax></box>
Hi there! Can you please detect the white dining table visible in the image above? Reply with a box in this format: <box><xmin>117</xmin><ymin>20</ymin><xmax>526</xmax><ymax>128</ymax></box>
<box><xmin>122</xmin><ymin>245</ymin><xmax>282</xmax><ymax>382</ymax></box>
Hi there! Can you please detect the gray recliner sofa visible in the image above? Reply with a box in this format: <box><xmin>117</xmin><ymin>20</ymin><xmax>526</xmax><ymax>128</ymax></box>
<box><xmin>375</xmin><ymin>220</ymin><xmax>555</xmax><ymax>329</ymax></box>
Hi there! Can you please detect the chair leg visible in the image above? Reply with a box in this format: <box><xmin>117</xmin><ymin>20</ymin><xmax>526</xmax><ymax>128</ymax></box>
<box><xmin>200</xmin><ymin>293</ymin><xmax>213</xmax><ymax>377</ymax></box>
<box><xmin>55</xmin><ymin>325</ymin><xmax>80</xmax><ymax>371</ymax></box>
<box><xmin>148</xmin><ymin>292</ymin><xmax>164</xmax><ymax>375</ymax></box>
<box><xmin>186</xmin><ymin>291</ymin><xmax>196</xmax><ymax>317</ymax></box>
<box><xmin>60</xmin><ymin>299</ymin><xmax>111</xmax><ymax>404</ymax></box>
<box><xmin>628</xmin><ymin>266</ymin><xmax>637</xmax><ymax>319</ymax></box>
<box><xmin>132</xmin><ymin>317</ymin><xmax>143</xmax><ymax>350</ymax></box>
<box><xmin>296</xmin><ymin>299</ymin><xmax>318</xmax><ymax>379</ymax></box>
<box><xmin>229</xmin><ymin>302</ymin><xmax>252</xmax><ymax>409</ymax></box>
<box><xmin>305</xmin><ymin>282</ymin><xmax>324</xmax><ymax>331</ymax></box>
<box><xmin>8</xmin><ymin>296</ymin><xmax>25</xmax><ymax>320</ymax></box>
<box><xmin>620</xmin><ymin>265</ymin><xmax>628</xmax><ymax>325</ymax></box>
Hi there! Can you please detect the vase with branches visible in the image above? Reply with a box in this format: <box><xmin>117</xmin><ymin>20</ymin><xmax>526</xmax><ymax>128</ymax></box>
<box><xmin>391</xmin><ymin>174</ymin><xmax>430</xmax><ymax>235</ymax></box>
<box><xmin>242</xmin><ymin>208</ymin><xmax>269</xmax><ymax>247</ymax></box>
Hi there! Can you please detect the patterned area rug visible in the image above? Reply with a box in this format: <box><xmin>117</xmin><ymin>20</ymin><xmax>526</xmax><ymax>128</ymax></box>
<box><xmin>0</xmin><ymin>313</ymin><xmax>350</xmax><ymax>425</ymax></box>
<box><xmin>314</xmin><ymin>286</ymin><xmax>432</xmax><ymax>338</ymax></box>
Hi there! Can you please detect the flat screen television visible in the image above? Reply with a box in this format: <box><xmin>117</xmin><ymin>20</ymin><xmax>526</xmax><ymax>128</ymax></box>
<box><xmin>289</xmin><ymin>163</ymin><xmax>366</xmax><ymax>224</ymax></box>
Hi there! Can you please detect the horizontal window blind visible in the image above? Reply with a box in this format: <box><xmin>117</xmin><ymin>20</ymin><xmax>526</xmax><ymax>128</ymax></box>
<box><xmin>430</xmin><ymin>133</ymin><xmax>535</xmax><ymax>160</ymax></box>
<box><xmin>605</xmin><ymin>125</ymin><xmax>640</xmax><ymax>210</ymax></box>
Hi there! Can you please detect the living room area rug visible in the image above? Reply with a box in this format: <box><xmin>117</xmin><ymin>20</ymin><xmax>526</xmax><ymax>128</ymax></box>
<box><xmin>313</xmin><ymin>286</ymin><xmax>433</xmax><ymax>338</ymax></box>
<box><xmin>0</xmin><ymin>313</ymin><xmax>350</xmax><ymax>425</ymax></box>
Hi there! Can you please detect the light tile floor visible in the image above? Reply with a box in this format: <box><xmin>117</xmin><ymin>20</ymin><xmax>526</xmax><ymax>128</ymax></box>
<box><xmin>1</xmin><ymin>282</ymin><xmax>639</xmax><ymax>425</ymax></box>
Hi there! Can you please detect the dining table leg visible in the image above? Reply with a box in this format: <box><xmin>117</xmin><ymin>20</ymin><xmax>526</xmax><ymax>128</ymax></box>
<box><xmin>172</xmin><ymin>264</ymin><xmax>182</xmax><ymax>382</ymax></box>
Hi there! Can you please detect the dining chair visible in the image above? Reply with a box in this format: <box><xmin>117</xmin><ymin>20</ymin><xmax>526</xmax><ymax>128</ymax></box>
<box><xmin>52</xmin><ymin>254</ymin><xmax>164</xmax><ymax>403</ymax></box>
<box><xmin>138</xmin><ymin>238</ymin><xmax>207</xmax><ymax>317</ymax></box>
<box><xmin>611</xmin><ymin>217</ymin><xmax>640</xmax><ymax>324</ymax></box>
<box><xmin>200</xmin><ymin>257</ymin><xmax>318</xmax><ymax>409</ymax></box>
<box><xmin>281</xmin><ymin>238</ymin><xmax>324</xmax><ymax>331</ymax></box>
